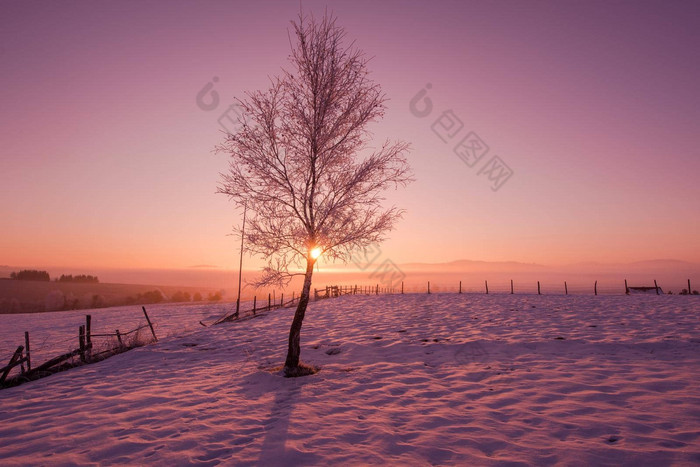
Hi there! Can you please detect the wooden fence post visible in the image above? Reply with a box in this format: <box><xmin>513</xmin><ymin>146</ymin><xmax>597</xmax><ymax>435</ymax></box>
<box><xmin>86</xmin><ymin>315</ymin><xmax>92</xmax><ymax>359</ymax></box>
<box><xmin>268</xmin><ymin>293</ymin><xmax>271</xmax><ymax>310</ymax></box>
<box><xmin>24</xmin><ymin>331</ymin><xmax>31</xmax><ymax>372</ymax></box>
<box><xmin>401</xmin><ymin>281</ymin><xmax>404</xmax><ymax>294</ymax></box>
<box><xmin>511</xmin><ymin>279</ymin><xmax>514</xmax><ymax>294</ymax></box>
<box><xmin>654</xmin><ymin>280</ymin><xmax>659</xmax><ymax>295</ymax></box>
<box><xmin>142</xmin><ymin>307</ymin><xmax>158</xmax><ymax>342</ymax></box>
<box><xmin>428</xmin><ymin>281</ymin><xmax>431</xmax><ymax>294</ymax></box>
<box><xmin>281</xmin><ymin>293</ymin><xmax>284</xmax><ymax>307</ymax></box>
<box><xmin>689</xmin><ymin>279</ymin><xmax>692</xmax><ymax>294</ymax></box>
<box><xmin>376</xmin><ymin>284</ymin><xmax>379</xmax><ymax>295</ymax></box>
<box><xmin>594</xmin><ymin>281</ymin><xmax>598</xmax><ymax>296</ymax></box>
<box><xmin>564</xmin><ymin>281</ymin><xmax>568</xmax><ymax>295</ymax></box>
<box><xmin>625</xmin><ymin>279</ymin><xmax>629</xmax><ymax>294</ymax></box>
<box><xmin>79</xmin><ymin>325</ymin><xmax>86</xmax><ymax>363</ymax></box>
<box><xmin>537</xmin><ymin>281</ymin><xmax>541</xmax><ymax>295</ymax></box>
<box><xmin>253</xmin><ymin>296</ymin><xmax>257</xmax><ymax>315</ymax></box>
<box><xmin>485</xmin><ymin>280</ymin><xmax>489</xmax><ymax>295</ymax></box>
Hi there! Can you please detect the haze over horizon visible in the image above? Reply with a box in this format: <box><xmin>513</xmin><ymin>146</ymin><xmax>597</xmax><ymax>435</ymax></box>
<box><xmin>2</xmin><ymin>258</ymin><xmax>698</xmax><ymax>292</ymax></box>
<box><xmin>2</xmin><ymin>1</ymin><xmax>698</xmax><ymax>275</ymax></box>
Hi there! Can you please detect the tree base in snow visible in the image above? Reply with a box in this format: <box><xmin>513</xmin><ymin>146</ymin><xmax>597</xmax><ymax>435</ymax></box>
<box><xmin>283</xmin><ymin>362</ymin><xmax>319</xmax><ymax>378</ymax></box>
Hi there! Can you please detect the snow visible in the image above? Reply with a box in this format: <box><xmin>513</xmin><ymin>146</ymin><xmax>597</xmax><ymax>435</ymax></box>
<box><xmin>1</xmin><ymin>293</ymin><xmax>699</xmax><ymax>465</ymax></box>
<box><xmin>0</xmin><ymin>301</ymin><xmax>253</xmax><ymax>365</ymax></box>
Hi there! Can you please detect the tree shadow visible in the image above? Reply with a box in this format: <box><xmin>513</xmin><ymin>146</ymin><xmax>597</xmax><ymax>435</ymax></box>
<box><xmin>250</xmin><ymin>372</ymin><xmax>321</xmax><ymax>465</ymax></box>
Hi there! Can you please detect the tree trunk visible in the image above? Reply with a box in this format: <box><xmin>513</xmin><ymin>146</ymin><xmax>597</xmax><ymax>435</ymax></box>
<box><xmin>283</xmin><ymin>257</ymin><xmax>315</xmax><ymax>377</ymax></box>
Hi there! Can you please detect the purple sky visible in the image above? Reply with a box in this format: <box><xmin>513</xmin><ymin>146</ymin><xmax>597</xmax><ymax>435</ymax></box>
<box><xmin>1</xmin><ymin>0</ymin><xmax>699</xmax><ymax>275</ymax></box>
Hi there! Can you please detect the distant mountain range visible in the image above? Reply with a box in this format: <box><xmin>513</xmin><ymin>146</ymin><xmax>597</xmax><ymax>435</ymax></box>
<box><xmin>399</xmin><ymin>259</ymin><xmax>547</xmax><ymax>272</ymax></box>
<box><xmin>369</xmin><ymin>258</ymin><xmax>700</xmax><ymax>274</ymax></box>
<box><xmin>411</xmin><ymin>258</ymin><xmax>696</xmax><ymax>269</ymax></box>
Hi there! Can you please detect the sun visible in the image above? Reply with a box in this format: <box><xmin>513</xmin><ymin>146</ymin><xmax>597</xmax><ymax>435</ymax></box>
<box><xmin>310</xmin><ymin>247</ymin><xmax>322</xmax><ymax>259</ymax></box>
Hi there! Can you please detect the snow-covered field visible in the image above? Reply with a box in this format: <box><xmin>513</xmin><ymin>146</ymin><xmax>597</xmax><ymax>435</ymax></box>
<box><xmin>1</xmin><ymin>294</ymin><xmax>699</xmax><ymax>465</ymax></box>
<box><xmin>0</xmin><ymin>300</ymin><xmax>252</xmax><ymax>366</ymax></box>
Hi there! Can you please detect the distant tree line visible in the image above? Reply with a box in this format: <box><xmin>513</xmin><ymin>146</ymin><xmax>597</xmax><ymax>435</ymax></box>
<box><xmin>125</xmin><ymin>290</ymin><xmax>165</xmax><ymax>305</ymax></box>
<box><xmin>171</xmin><ymin>291</ymin><xmax>191</xmax><ymax>302</ymax></box>
<box><xmin>10</xmin><ymin>270</ymin><xmax>50</xmax><ymax>281</ymax></box>
<box><xmin>8</xmin><ymin>270</ymin><xmax>101</xmax><ymax>283</ymax></box>
<box><xmin>56</xmin><ymin>274</ymin><xmax>99</xmax><ymax>283</ymax></box>
<box><xmin>123</xmin><ymin>289</ymin><xmax>220</xmax><ymax>305</ymax></box>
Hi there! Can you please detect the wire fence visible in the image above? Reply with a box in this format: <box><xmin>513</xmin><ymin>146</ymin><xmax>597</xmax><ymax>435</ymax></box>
<box><xmin>0</xmin><ymin>308</ymin><xmax>160</xmax><ymax>388</ymax></box>
<box><xmin>318</xmin><ymin>278</ymin><xmax>698</xmax><ymax>297</ymax></box>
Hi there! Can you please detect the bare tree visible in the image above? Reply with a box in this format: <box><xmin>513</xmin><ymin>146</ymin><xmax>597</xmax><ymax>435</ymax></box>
<box><xmin>217</xmin><ymin>13</ymin><xmax>412</xmax><ymax>377</ymax></box>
